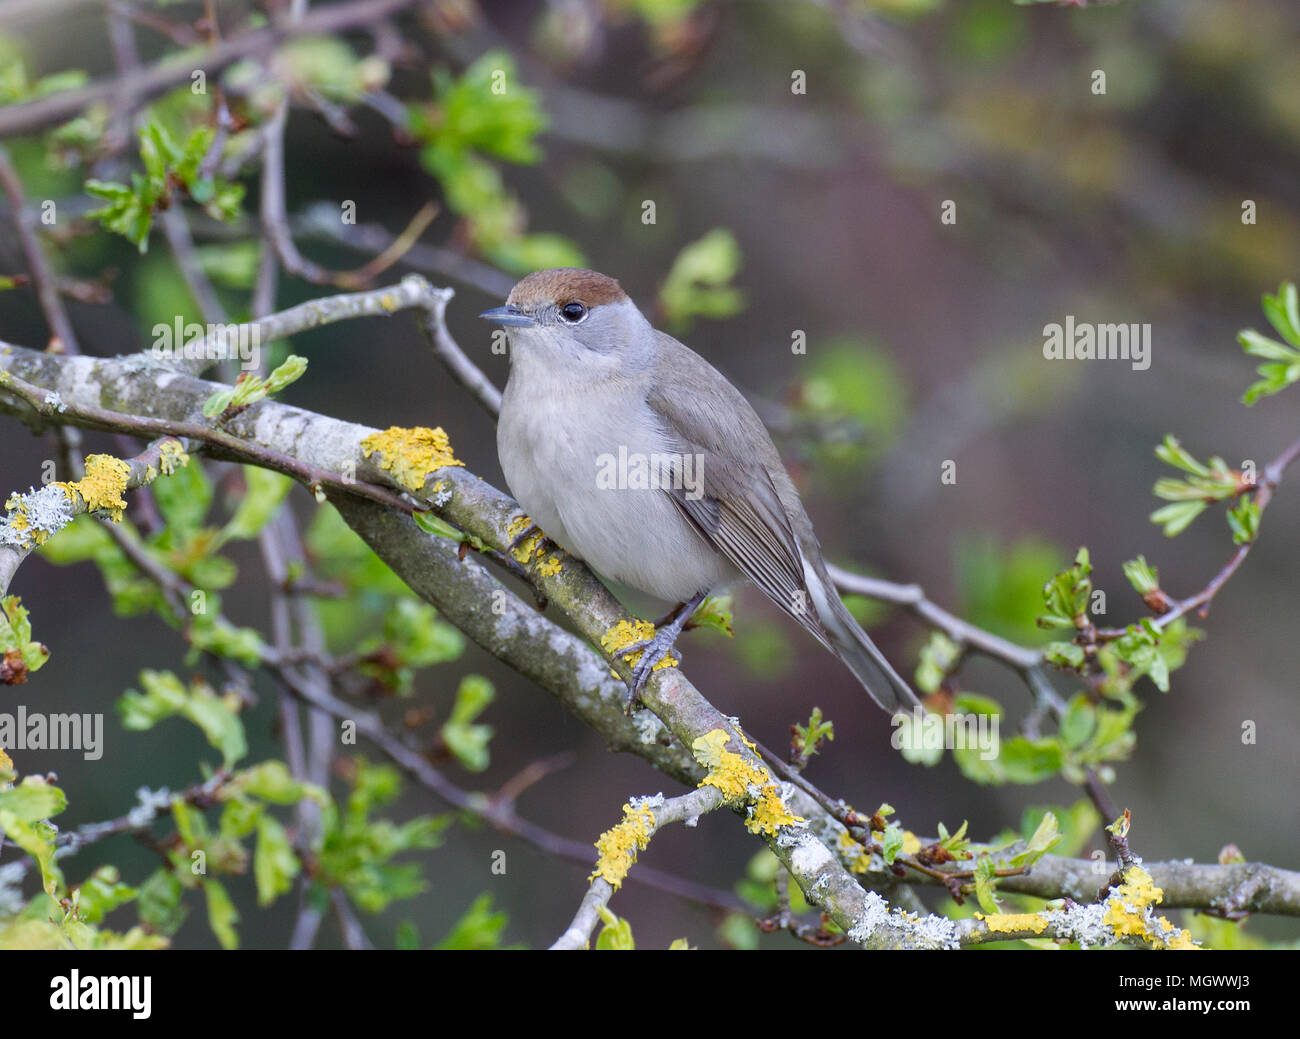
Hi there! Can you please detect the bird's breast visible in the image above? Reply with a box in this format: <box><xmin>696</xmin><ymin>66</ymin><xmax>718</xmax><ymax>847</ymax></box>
<box><xmin>497</xmin><ymin>373</ymin><xmax>732</xmax><ymax>601</ymax></box>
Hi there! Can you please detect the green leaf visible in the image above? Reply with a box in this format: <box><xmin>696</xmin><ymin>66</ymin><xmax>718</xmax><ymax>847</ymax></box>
<box><xmin>658</xmin><ymin>228</ymin><xmax>746</xmax><ymax>332</ymax></box>
<box><xmin>232</xmin><ymin>760</ymin><xmax>325</xmax><ymax>806</ymax></box>
<box><xmin>412</xmin><ymin>510</ymin><xmax>466</xmax><ymax>541</ymax></box>
<box><xmin>998</xmin><ymin>737</ymin><xmax>1066</xmax><ymax>784</ymax></box>
<box><xmin>254</xmin><ymin>814</ymin><xmax>299</xmax><ymax>906</ymax></box>
<box><xmin>1010</xmin><ymin>810</ymin><xmax>1062</xmax><ymax>868</ymax></box>
<box><xmin>441</xmin><ymin>675</ymin><xmax>494</xmax><ymax>772</ymax></box>
<box><xmin>117</xmin><ymin>670</ymin><xmax>248</xmax><ymax>767</ymax></box>
<box><xmin>86</xmin><ymin>121</ymin><xmax>245</xmax><ymax>251</ymax></box>
<box><xmin>937</xmin><ymin>820</ymin><xmax>971</xmax><ymax>858</ymax></box>
<box><xmin>1154</xmin><ymin>434</ymin><xmax>1210</xmax><ymax>476</ymax></box>
<box><xmin>1226</xmin><ymin>498</ymin><xmax>1261</xmax><ymax>545</ymax></box>
<box><xmin>973</xmin><ymin>855</ymin><xmax>1000</xmax><ymax>915</ymax></box>
<box><xmin>1122</xmin><ymin>556</ymin><xmax>1160</xmax><ymax>596</ymax></box>
<box><xmin>137</xmin><ymin>869</ymin><xmax>187</xmax><ymax>936</ymax></box>
<box><xmin>422</xmin><ymin>50</ymin><xmax>547</xmax><ymax>164</ymax></box>
<box><xmin>1044</xmin><ymin>641</ymin><xmax>1085</xmax><ymax>669</ymax></box>
<box><xmin>0</xmin><ymin>596</ymin><xmax>50</xmax><ymax>675</ymax></box>
<box><xmin>117</xmin><ymin>669</ymin><xmax>188</xmax><ymax>727</ymax></box>
<box><xmin>595</xmin><ymin>904</ymin><xmax>635</xmax><ymax>950</ymax></box>
<box><xmin>1238</xmin><ymin>283</ymin><xmax>1300</xmax><ymax>404</ymax></box>
<box><xmin>219</xmin><ymin>797</ymin><xmax>261</xmax><ymax>840</ymax></box>
<box><xmin>1058</xmin><ymin>695</ymin><xmax>1096</xmax><ymax>749</ymax></box>
<box><xmin>185</xmin><ymin>613</ymin><xmax>267</xmax><ymax>668</ymax></box>
<box><xmin>434</xmin><ymin>893</ymin><xmax>509</xmax><ymax>950</ymax></box>
<box><xmin>0</xmin><ymin>813</ymin><xmax>63</xmax><ymax>900</ymax></box>
<box><xmin>181</xmin><ymin>684</ymin><xmax>248</xmax><ymax>768</ymax></box>
<box><xmin>1078</xmin><ymin>704</ymin><xmax>1138</xmax><ymax>764</ymax></box>
<box><xmin>717</xmin><ymin>912</ymin><xmax>760</xmax><ymax>950</ymax></box>
<box><xmin>691</xmin><ymin>594</ymin><xmax>735</xmax><ymax>637</ymax></box>
<box><xmin>195</xmin><ymin>241</ymin><xmax>263</xmax><ymax>290</ymax></box>
<box><xmin>74</xmin><ymin>867</ymin><xmax>137</xmax><ymax>924</ymax></box>
<box><xmin>357</xmin><ymin>599</ymin><xmax>465</xmax><ymax>693</ymax></box>
<box><xmin>1261</xmin><ymin>282</ymin><xmax>1300</xmax><ymax>349</ymax></box>
<box><xmin>202</xmin><ymin>356</ymin><xmax>308</xmax><ymax>419</ymax></box>
<box><xmin>219</xmin><ymin>467</ymin><xmax>294</xmax><ymax>543</ymax></box>
<box><xmin>203</xmin><ymin>879</ymin><xmax>240</xmax><ymax>950</ymax></box>
<box><xmin>1097</xmin><ymin>619</ymin><xmax>1195</xmax><ymax>697</ymax></box>
<box><xmin>879</xmin><ymin>822</ymin><xmax>905</xmax><ymax>865</ymax></box>
<box><xmin>262</xmin><ymin>354</ymin><xmax>308</xmax><ymax>394</ymax></box>
<box><xmin>1149</xmin><ymin>499</ymin><xmax>1207</xmax><ymax>537</ymax></box>
<box><xmin>915</xmin><ymin>631</ymin><xmax>960</xmax><ymax>693</ymax></box>
<box><xmin>151</xmin><ymin>452</ymin><xmax>213</xmax><ymax>533</ymax></box>
<box><xmin>0</xmin><ymin>776</ymin><xmax>67</xmax><ymax>823</ymax></box>
<box><xmin>314</xmin><ymin>760</ymin><xmax>449</xmax><ymax>914</ymax></box>
<box><xmin>792</xmin><ymin>707</ymin><xmax>834</xmax><ymax>760</ymax></box>
<box><xmin>1237</xmin><ymin>328</ymin><xmax>1300</xmax><ymax>362</ymax></box>
<box><xmin>1037</xmin><ymin>547</ymin><xmax>1092</xmax><ymax>630</ymax></box>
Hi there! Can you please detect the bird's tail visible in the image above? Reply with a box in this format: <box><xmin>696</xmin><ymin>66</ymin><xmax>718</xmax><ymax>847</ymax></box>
<box><xmin>804</xmin><ymin>562</ymin><xmax>921</xmax><ymax>713</ymax></box>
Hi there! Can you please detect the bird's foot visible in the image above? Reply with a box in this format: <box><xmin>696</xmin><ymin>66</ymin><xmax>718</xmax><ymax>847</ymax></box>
<box><xmin>618</xmin><ymin>626</ymin><xmax>685</xmax><ymax>714</ymax></box>
<box><xmin>506</xmin><ymin>516</ymin><xmax>555</xmax><ymax>563</ymax></box>
<box><xmin>609</xmin><ymin>592</ymin><xmax>708</xmax><ymax>714</ymax></box>
<box><xmin>501</xmin><ymin>516</ymin><xmax>559</xmax><ymax>610</ymax></box>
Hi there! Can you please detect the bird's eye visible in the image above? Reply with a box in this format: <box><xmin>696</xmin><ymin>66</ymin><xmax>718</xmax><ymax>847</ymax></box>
<box><xmin>560</xmin><ymin>302</ymin><xmax>587</xmax><ymax>323</ymax></box>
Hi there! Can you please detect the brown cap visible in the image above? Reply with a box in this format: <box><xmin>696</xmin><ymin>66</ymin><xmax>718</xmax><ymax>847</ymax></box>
<box><xmin>506</xmin><ymin>268</ymin><xmax>627</xmax><ymax>311</ymax></box>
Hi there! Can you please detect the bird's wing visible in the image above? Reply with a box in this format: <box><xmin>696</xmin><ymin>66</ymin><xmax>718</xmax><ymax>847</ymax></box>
<box><xmin>645</xmin><ymin>334</ymin><xmax>834</xmax><ymax>649</ymax></box>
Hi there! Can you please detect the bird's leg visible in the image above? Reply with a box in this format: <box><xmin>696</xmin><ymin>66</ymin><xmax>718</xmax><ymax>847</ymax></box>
<box><xmin>651</xmin><ymin>600</ymin><xmax>702</xmax><ymax>629</ymax></box>
<box><xmin>506</xmin><ymin>516</ymin><xmax>555</xmax><ymax>560</ymax></box>
<box><xmin>500</xmin><ymin>516</ymin><xmax>558</xmax><ymax>610</ymax></box>
<box><xmin>619</xmin><ymin>591</ymin><xmax>708</xmax><ymax>714</ymax></box>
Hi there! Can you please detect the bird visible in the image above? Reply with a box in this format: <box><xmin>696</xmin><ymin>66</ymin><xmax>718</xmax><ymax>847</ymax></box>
<box><xmin>480</xmin><ymin>267</ymin><xmax>919</xmax><ymax>714</ymax></box>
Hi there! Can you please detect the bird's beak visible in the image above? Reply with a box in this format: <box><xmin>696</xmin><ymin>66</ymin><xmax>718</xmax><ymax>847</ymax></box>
<box><xmin>478</xmin><ymin>305</ymin><xmax>535</xmax><ymax>328</ymax></box>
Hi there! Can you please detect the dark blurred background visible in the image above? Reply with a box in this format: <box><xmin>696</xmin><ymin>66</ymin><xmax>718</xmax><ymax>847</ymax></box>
<box><xmin>1</xmin><ymin>0</ymin><xmax>1297</xmax><ymax>948</ymax></box>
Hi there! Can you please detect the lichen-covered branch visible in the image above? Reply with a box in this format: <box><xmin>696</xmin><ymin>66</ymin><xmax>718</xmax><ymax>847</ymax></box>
<box><xmin>0</xmin><ymin>435</ymin><xmax>189</xmax><ymax>600</ymax></box>
<box><xmin>550</xmin><ymin>787</ymin><xmax>724</xmax><ymax>950</ymax></box>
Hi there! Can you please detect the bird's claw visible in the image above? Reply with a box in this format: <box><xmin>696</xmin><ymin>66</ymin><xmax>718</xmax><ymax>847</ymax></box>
<box><xmin>507</xmin><ymin>519</ymin><xmax>554</xmax><ymax>561</ymax></box>
<box><xmin>617</xmin><ymin>628</ymin><xmax>682</xmax><ymax>715</ymax></box>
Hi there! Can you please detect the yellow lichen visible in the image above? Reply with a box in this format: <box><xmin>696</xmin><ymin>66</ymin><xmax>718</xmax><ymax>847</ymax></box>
<box><xmin>3</xmin><ymin>497</ymin><xmax>33</xmax><ymax>545</ymax></box>
<box><xmin>979</xmin><ymin>912</ymin><xmax>1049</xmax><ymax>935</ymax></box>
<box><xmin>590</xmin><ymin>801</ymin><xmax>657</xmax><ymax>890</ymax></box>
<box><xmin>157</xmin><ymin>440</ymin><xmax>189</xmax><ymax>476</ymax></box>
<box><xmin>691</xmin><ymin>729</ymin><xmax>805</xmax><ymax>835</ymax></box>
<box><xmin>60</xmin><ymin>454</ymin><xmax>131</xmax><ymax>523</ymax></box>
<box><xmin>838</xmin><ymin>831</ymin><xmax>874</xmax><ymax>874</ymax></box>
<box><xmin>361</xmin><ymin>426</ymin><xmax>463</xmax><ymax>493</ymax></box>
<box><xmin>536</xmin><ymin>556</ymin><xmax>562</xmax><ymax>578</ymax></box>
<box><xmin>1156</xmin><ymin>916</ymin><xmax>1199</xmax><ymax>950</ymax></box>
<box><xmin>600</xmin><ymin>619</ymin><xmax>678</xmax><ymax>672</ymax></box>
<box><xmin>511</xmin><ymin>532</ymin><xmax>543</xmax><ymax>564</ymax></box>
<box><xmin>0</xmin><ymin>746</ymin><xmax>12</xmax><ymax>778</ymax></box>
<box><xmin>1103</xmin><ymin>864</ymin><xmax>1196</xmax><ymax>949</ymax></box>
<box><xmin>747</xmin><ymin>783</ymin><xmax>804</xmax><ymax>835</ymax></box>
<box><xmin>901</xmin><ymin>831</ymin><xmax>921</xmax><ymax>856</ymax></box>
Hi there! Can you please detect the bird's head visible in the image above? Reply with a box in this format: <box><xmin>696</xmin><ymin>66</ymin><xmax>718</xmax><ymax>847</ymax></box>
<box><xmin>479</xmin><ymin>268</ymin><xmax>655</xmax><ymax>371</ymax></box>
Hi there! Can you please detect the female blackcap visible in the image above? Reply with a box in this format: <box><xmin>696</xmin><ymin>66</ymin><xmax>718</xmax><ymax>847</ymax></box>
<box><xmin>482</xmin><ymin>268</ymin><xmax>918</xmax><ymax>712</ymax></box>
